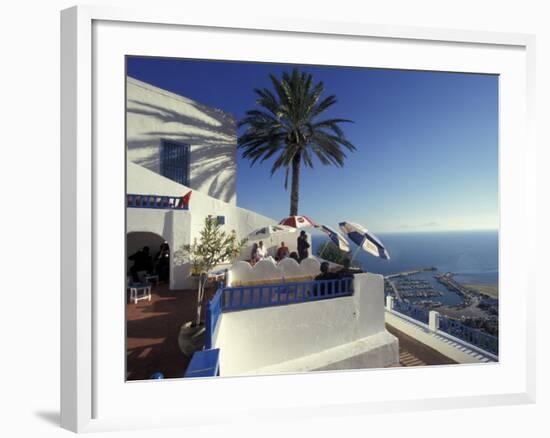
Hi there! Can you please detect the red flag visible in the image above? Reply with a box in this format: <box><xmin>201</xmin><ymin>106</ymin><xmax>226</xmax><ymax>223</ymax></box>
<box><xmin>179</xmin><ymin>191</ymin><xmax>192</xmax><ymax>208</ymax></box>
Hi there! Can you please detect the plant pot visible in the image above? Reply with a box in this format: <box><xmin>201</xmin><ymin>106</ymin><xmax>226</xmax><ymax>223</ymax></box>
<box><xmin>178</xmin><ymin>321</ymin><xmax>205</xmax><ymax>357</ymax></box>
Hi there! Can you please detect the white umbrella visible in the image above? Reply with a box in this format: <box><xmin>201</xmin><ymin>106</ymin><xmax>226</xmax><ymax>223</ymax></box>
<box><xmin>247</xmin><ymin>224</ymin><xmax>296</xmax><ymax>240</ymax></box>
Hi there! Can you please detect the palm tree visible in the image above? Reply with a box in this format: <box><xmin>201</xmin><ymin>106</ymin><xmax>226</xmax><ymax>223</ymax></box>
<box><xmin>238</xmin><ymin>68</ymin><xmax>356</xmax><ymax>216</ymax></box>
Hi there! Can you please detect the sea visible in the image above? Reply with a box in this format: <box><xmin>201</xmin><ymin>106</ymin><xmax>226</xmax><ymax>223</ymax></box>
<box><xmin>312</xmin><ymin>230</ymin><xmax>498</xmax><ymax>306</ymax></box>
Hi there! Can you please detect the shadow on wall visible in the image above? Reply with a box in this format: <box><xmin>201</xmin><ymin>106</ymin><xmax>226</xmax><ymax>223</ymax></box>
<box><xmin>127</xmin><ymin>94</ymin><xmax>236</xmax><ymax>202</ymax></box>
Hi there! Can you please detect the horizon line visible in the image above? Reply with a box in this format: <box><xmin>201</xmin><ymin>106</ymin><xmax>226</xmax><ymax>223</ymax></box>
<box><xmin>374</xmin><ymin>228</ymin><xmax>499</xmax><ymax>235</ymax></box>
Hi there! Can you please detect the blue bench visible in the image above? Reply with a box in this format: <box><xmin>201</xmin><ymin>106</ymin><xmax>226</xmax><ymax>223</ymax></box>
<box><xmin>184</xmin><ymin>348</ymin><xmax>220</xmax><ymax>378</ymax></box>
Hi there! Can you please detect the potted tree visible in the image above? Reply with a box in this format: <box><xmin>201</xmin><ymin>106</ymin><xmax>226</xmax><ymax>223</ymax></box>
<box><xmin>177</xmin><ymin>216</ymin><xmax>247</xmax><ymax>355</ymax></box>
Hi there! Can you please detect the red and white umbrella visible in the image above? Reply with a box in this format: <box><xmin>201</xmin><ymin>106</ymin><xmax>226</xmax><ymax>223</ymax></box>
<box><xmin>279</xmin><ymin>215</ymin><xmax>317</xmax><ymax>229</ymax></box>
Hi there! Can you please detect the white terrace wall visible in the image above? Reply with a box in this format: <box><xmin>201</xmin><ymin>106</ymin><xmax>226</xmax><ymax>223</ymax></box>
<box><xmin>127</xmin><ymin>77</ymin><xmax>237</xmax><ymax>204</ymax></box>
<box><xmin>227</xmin><ymin>257</ymin><xmax>322</xmax><ymax>286</ymax></box>
<box><xmin>127</xmin><ymin>161</ymin><xmax>276</xmax><ymax>289</ymax></box>
<box><xmin>213</xmin><ymin>273</ymin><xmax>399</xmax><ymax>375</ymax></box>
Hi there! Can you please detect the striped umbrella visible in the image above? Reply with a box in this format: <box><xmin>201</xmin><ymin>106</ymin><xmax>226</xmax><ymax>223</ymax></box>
<box><xmin>338</xmin><ymin>221</ymin><xmax>390</xmax><ymax>260</ymax></box>
<box><xmin>317</xmin><ymin>224</ymin><xmax>351</xmax><ymax>252</ymax></box>
<box><xmin>279</xmin><ymin>215</ymin><xmax>317</xmax><ymax>229</ymax></box>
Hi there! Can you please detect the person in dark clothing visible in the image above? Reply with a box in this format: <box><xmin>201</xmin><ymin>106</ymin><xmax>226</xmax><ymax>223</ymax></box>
<box><xmin>128</xmin><ymin>246</ymin><xmax>152</xmax><ymax>283</ymax></box>
<box><xmin>289</xmin><ymin>251</ymin><xmax>300</xmax><ymax>263</ymax></box>
<box><xmin>297</xmin><ymin>231</ymin><xmax>310</xmax><ymax>261</ymax></box>
<box><xmin>154</xmin><ymin>242</ymin><xmax>170</xmax><ymax>283</ymax></box>
<box><xmin>315</xmin><ymin>261</ymin><xmax>338</xmax><ymax>281</ymax></box>
<box><xmin>314</xmin><ymin>261</ymin><xmax>339</xmax><ymax>296</ymax></box>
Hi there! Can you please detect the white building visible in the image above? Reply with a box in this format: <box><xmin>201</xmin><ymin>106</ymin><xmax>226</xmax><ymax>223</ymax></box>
<box><xmin>126</xmin><ymin>77</ymin><xmax>279</xmax><ymax>289</ymax></box>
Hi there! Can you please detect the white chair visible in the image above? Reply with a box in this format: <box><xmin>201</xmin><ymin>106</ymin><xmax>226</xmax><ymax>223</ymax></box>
<box><xmin>129</xmin><ymin>284</ymin><xmax>152</xmax><ymax>304</ymax></box>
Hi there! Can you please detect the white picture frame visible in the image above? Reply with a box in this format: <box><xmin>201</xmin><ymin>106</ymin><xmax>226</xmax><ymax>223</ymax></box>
<box><xmin>60</xmin><ymin>4</ymin><xmax>536</xmax><ymax>433</ymax></box>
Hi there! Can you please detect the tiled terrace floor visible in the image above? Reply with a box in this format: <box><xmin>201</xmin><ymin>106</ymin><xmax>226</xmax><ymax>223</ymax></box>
<box><xmin>126</xmin><ymin>283</ymin><xmax>217</xmax><ymax>381</ymax></box>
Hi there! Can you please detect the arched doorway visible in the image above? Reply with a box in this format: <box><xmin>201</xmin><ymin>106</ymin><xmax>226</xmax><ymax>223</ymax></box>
<box><xmin>127</xmin><ymin>232</ymin><xmax>170</xmax><ymax>283</ymax></box>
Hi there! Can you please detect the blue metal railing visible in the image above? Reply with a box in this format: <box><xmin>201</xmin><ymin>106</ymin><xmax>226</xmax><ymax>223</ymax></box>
<box><xmin>391</xmin><ymin>299</ymin><xmax>430</xmax><ymax>324</ymax></box>
<box><xmin>205</xmin><ymin>287</ymin><xmax>223</xmax><ymax>349</ymax></box>
<box><xmin>184</xmin><ymin>348</ymin><xmax>220</xmax><ymax>378</ymax></box>
<box><xmin>438</xmin><ymin>316</ymin><xmax>499</xmax><ymax>355</ymax></box>
<box><xmin>127</xmin><ymin>193</ymin><xmax>189</xmax><ymax>210</ymax></box>
<box><xmin>221</xmin><ymin>277</ymin><xmax>354</xmax><ymax>312</ymax></box>
<box><xmin>390</xmin><ymin>299</ymin><xmax>498</xmax><ymax>355</ymax></box>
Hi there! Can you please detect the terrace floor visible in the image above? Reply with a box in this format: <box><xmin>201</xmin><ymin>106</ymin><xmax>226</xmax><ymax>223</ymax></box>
<box><xmin>126</xmin><ymin>283</ymin><xmax>217</xmax><ymax>381</ymax></box>
<box><xmin>126</xmin><ymin>285</ymin><xmax>456</xmax><ymax>381</ymax></box>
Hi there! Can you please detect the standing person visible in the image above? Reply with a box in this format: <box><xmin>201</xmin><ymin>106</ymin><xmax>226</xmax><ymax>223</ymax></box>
<box><xmin>297</xmin><ymin>231</ymin><xmax>310</xmax><ymax>261</ymax></box>
<box><xmin>250</xmin><ymin>243</ymin><xmax>259</xmax><ymax>265</ymax></box>
<box><xmin>257</xmin><ymin>241</ymin><xmax>267</xmax><ymax>260</ymax></box>
<box><xmin>276</xmin><ymin>241</ymin><xmax>290</xmax><ymax>261</ymax></box>
<box><xmin>154</xmin><ymin>242</ymin><xmax>170</xmax><ymax>283</ymax></box>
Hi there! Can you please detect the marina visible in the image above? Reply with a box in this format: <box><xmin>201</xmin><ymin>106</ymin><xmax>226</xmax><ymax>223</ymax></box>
<box><xmin>384</xmin><ymin>268</ymin><xmax>499</xmax><ymax>334</ymax></box>
<box><xmin>384</xmin><ymin>267</ymin><xmax>462</xmax><ymax>306</ymax></box>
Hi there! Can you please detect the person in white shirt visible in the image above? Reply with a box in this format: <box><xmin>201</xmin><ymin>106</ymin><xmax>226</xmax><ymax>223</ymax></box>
<box><xmin>257</xmin><ymin>240</ymin><xmax>267</xmax><ymax>260</ymax></box>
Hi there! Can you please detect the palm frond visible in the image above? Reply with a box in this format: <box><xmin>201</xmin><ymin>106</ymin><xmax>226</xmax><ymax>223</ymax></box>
<box><xmin>238</xmin><ymin>68</ymin><xmax>357</xmax><ymax>201</ymax></box>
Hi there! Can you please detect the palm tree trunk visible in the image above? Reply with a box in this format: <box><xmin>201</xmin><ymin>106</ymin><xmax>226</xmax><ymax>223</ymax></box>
<box><xmin>290</xmin><ymin>151</ymin><xmax>301</xmax><ymax>216</ymax></box>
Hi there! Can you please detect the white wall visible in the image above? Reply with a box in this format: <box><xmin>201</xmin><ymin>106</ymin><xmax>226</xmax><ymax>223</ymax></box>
<box><xmin>214</xmin><ymin>273</ymin><xmax>398</xmax><ymax>375</ymax></box>
<box><xmin>127</xmin><ymin>77</ymin><xmax>237</xmax><ymax>204</ymax></box>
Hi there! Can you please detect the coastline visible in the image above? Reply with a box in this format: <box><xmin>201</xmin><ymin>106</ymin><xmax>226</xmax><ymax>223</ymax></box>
<box><xmin>463</xmin><ymin>283</ymin><xmax>498</xmax><ymax>299</ymax></box>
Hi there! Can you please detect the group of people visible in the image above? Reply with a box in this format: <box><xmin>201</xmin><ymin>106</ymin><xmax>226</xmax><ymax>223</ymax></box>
<box><xmin>128</xmin><ymin>242</ymin><xmax>170</xmax><ymax>283</ymax></box>
<box><xmin>249</xmin><ymin>230</ymin><xmax>311</xmax><ymax>265</ymax></box>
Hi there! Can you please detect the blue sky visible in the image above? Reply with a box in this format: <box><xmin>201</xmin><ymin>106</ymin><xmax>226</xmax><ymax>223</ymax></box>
<box><xmin>127</xmin><ymin>57</ymin><xmax>498</xmax><ymax>233</ymax></box>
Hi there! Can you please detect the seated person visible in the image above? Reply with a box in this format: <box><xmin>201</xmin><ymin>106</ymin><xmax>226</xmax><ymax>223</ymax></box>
<box><xmin>128</xmin><ymin>246</ymin><xmax>152</xmax><ymax>283</ymax></box>
<box><xmin>276</xmin><ymin>241</ymin><xmax>290</xmax><ymax>260</ymax></box>
<box><xmin>314</xmin><ymin>261</ymin><xmax>339</xmax><ymax>296</ymax></box>
<box><xmin>289</xmin><ymin>251</ymin><xmax>300</xmax><ymax>263</ymax></box>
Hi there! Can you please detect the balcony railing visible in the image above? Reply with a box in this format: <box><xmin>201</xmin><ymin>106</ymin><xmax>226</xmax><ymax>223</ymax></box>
<box><xmin>127</xmin><ymin>193</ymin><xmax>189</xmax><ymax>210</ymax></box>
<box><xmin>221</xmin><ymin>277</ymin><xmax>354</xmax><ymax>312</ymax></box>
<box><xmin>205</xmin><ymin>287</ymin><xmax>223</xmax><ymax>350</ymax></box>
<box><xmin>183</xmin><ymin>348</ymin><xmax>220</xmax><ymax>378</ymax></box>
<box><xmin>438</xmin><ymin>316</ymin><xmax>498</xmax><ymax>355</ymax></box>
<box><xmin>391</xmin><ymin>299</ymin><xmax>430</xmax><ymax>324</ymax></box>
<box><xmin>388</xmin><ymin>297</ymin><xmax>498</xmax><ymax>357</ymax></box>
